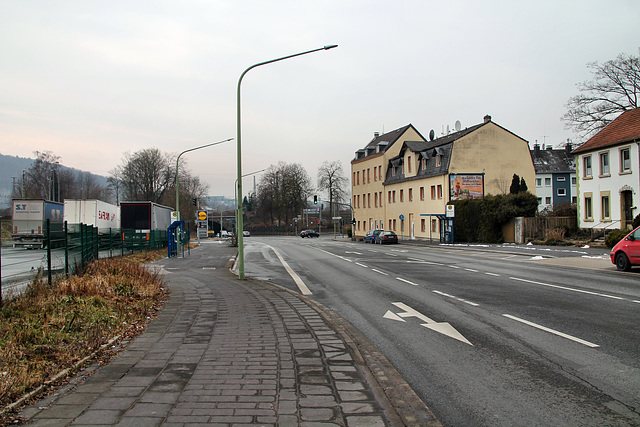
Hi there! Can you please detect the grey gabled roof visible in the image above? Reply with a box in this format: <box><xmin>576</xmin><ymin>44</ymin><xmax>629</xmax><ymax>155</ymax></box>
<box><xmin>531</xmin><ymin>147</ymin><xmax>575</xmax><ymax>174</ymax></box>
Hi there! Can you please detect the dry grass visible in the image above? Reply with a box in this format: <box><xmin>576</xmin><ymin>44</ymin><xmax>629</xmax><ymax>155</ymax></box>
<box><xmin>0</xmin><ymin>249</ymin><xmax>168</xmax><ymax>422</ymax></box>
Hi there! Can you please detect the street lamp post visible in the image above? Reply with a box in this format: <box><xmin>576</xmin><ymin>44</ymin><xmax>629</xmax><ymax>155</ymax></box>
<box><xmin>236</xmin><ymin>44</ymin><xmax>338</xmax><ymax>279</ymax></box>
<box><xmin>234</xmin><ymin>168</ymin><xmax>267</xmax><ymax>243</ymax></box>
<box><xmin>175</xmin><ymin>138</ymin><xmax>233</xmax><ymax>251</ymax></box>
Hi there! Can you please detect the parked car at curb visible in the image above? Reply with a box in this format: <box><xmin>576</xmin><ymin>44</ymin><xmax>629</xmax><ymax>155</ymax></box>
<box><xmin>300</xmin><ymin>229</ymin><xmax>319</xmax><ymax>238</ymax></box>
<box><xmin>364</xmin><ymin>229</ymin><xmax>383</xmax><ymax>243</ymax></box>
<box><xmin>376</xmin><ymin>230</ymin><xmax>398</xmax><ymax>244</ymax></box>
<box><xmin>243</xmin><ymin>230</ymin><xmax>251</xmax><ymax>237</ymax></box>
<box><xmin>610</xmin><ymin>226</ymin><xmax>640</xmax><ymax>271</ymax></box>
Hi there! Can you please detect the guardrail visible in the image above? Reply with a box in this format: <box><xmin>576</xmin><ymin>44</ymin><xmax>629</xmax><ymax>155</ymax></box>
<box><xmin>1</xmin><ymin>219</ymin><xmax>170</xmax><ymax>303</ymax></box>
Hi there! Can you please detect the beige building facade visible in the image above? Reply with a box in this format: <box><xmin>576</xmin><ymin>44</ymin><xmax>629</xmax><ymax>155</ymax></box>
<box><xmin>351</xmin><ymin>116</ymin><xmax>535</xmax><ymax>241</ymax></box>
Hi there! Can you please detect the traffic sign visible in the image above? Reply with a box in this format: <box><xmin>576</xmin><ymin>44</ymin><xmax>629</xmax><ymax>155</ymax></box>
<box><xmin>197</xmin><ymin>210</ymin><xmax>208</xmax><ymax>221</ymax></box>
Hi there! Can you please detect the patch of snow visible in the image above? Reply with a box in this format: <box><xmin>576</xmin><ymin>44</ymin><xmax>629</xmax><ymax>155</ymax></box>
<box><xmin>530</xmin><ymin>256</ymin><xmax>545</xmax><ymax>260</ymax></box>
<box><xmin>582</xmin><ymin>245</ymin><xmax>590</xmax><ymax>249</ymax></box>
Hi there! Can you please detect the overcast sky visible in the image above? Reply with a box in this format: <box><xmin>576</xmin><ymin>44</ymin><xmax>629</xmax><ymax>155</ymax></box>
<box><xmin>1</xmin><ymin>1</ymin><xmax>638</xmax><ymax>198</ymax></box>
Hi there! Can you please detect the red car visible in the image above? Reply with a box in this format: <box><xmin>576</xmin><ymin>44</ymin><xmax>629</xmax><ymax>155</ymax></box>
<box><xmin>610</xmin><ymin>226</ymin><xmax>640</xmax><ymax>271</ymax></box>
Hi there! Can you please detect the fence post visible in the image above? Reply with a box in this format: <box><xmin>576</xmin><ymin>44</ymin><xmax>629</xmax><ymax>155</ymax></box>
<box><xmin>64</xmin><ymin>221</ymin><xmax>69</xmax><ymax>276</ymax></box>
<box><xmin>46</xmin><ymin>218</ymin><xmax>52</xmax><ymax>286</ymax></box>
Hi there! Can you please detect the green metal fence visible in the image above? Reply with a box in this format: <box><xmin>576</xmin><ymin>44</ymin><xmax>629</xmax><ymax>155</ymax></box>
<box><xmin>1</xmin><ymin>219</ymin><xmax>172</xmax><ymax>302</ymax></box>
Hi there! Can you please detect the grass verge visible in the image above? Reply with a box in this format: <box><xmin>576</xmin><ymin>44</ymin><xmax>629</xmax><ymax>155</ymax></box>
<box><xmin>0</xmin><ymin>249</ymin><xmax>168</xmax><ymax>424</ymax></box>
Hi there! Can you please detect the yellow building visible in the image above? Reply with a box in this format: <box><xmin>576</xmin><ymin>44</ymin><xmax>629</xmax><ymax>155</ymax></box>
<box><xmin>351</xmin><ymin>115</ymin><xmax>535</xmax><ymax>241</ymax></box>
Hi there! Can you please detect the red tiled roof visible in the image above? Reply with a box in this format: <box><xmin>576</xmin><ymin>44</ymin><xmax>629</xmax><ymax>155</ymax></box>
<box><xmin>573</xmin><ymin>108</ymin><xmax>640</xmax><ymax>154</ymax></box>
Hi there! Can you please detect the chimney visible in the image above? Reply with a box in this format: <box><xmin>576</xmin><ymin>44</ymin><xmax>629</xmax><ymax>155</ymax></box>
<box><xmin>533</xmin><ymin>140</ymin><xmax>540</xmax><ymax>156</ymax></box>
<box><xmin>483</xmin><ymin>114</ymin><xmax>492</xmax><ymax>123</ymax></box>
<box><xmin>565</xmin><ymin>140</ymin><xmax>573</xmax><ymax>157</ymax></box>
<box><xmin>374</xmin><ymin>132</ymin><xmax>380</xmax><ymax>138</ymax></box>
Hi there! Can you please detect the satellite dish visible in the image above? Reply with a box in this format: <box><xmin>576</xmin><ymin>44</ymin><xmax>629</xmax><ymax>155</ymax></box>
<box><xmin>429</xmin><ymin>129</ymin><xmax>435</xmax><ymax>141</ymax></box>
<box><xmin>455</xmin><ymin>120</ymin><xmax>461</xmax><ymax>131</ymax></box>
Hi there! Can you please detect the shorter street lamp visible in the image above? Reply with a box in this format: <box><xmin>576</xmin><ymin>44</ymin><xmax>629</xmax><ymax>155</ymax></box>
<box><xmin>234</xmin><ymin>168</ymin><xmax>267</xmax><ymax>241</ymax></box>
<box><xmin>175</xmin><ymin>138</ymin><xmax>233</xmax><ymax>252</ymax></box>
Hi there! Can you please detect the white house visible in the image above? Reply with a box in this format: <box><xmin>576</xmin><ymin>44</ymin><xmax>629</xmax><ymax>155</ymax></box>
<box><xmin>573</xmin><ymin>108</ymin><xmax>640</xmax><ymax>230</ymax></box>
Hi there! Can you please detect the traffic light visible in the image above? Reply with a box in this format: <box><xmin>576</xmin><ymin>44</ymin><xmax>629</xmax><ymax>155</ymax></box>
<box><xmin>192</xmin><ymin>198</ymin><xmax>198</xmax><ymax>206</ymax></box>
<box><xmin>352</xmin><ymin>218</ymin><xmax>356</xmax><ymax>225</ymax></box>
<box><xmin>313</xmin><ymin>195</ymin><xmax>318</xmax><ymax>205</ymax></box>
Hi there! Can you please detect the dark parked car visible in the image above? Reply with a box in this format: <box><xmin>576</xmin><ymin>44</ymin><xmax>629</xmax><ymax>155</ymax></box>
<box><xmin>364</xmin><ymin>229</ymin><xmax>383</xmax><ymax>243</ymax></box>
<box><xmin>610</xmin><ymin>226</ymin><xmax>640</xmax><ymax>271</ymax></box>
<box><xmin>300</xmin><ymin>229</ymin><xmax>319</xmax><ymax>238</ymax></box>
<box><xmin>376</xmin><ymin>230</ymin><xmax>398</xmax><ymax>244</ymax></box>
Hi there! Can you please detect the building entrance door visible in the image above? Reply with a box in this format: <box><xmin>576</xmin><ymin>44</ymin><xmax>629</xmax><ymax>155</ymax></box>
<box><xmin>621</xmin><ymin>190</ymin><xmax>633</xmax><ymax>229</ymax></box>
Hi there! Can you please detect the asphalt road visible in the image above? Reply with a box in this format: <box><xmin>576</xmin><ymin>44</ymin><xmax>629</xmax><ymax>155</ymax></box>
<box><xmin>240</xmin><ymin>236</ymin><xmax>640</xmax><ymax>426</ymax></box>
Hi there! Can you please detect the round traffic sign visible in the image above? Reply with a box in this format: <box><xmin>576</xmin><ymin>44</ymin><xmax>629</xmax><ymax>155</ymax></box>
<box><xmin>198</xmin><ymin>210</ymin><xmax>208</xmax><ymax>221</ymax></box>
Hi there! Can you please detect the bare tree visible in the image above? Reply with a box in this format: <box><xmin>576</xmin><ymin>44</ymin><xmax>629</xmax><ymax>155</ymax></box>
<box><xmin>562</xmin><ymin>50</ymin><xmax>640</xmax><ymax>140</ymax></box>
<box><xmin>115</xmin><ymin>148</ymin><xmax>174</xmax><ymax>203</ymax></box>
<box><xmin>255</xmin><ymin>162</ymin><xmax>313</xmax><ymax>226</ymax></box>
<box><xmin>23</xmin><ymin>151</ymin><xmax>61</xmax><ymax>200</ymax></box>
<box><xmin>317</xmin><ymin>161</ymin><xmax>348</xmax><ymax>217</ymax></box>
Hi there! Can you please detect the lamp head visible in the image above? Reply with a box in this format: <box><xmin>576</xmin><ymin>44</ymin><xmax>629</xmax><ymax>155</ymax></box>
<box><xmin>324</xmin><ymin>44</ymin><xmax>338</xmax><ymax>50</ymax></box>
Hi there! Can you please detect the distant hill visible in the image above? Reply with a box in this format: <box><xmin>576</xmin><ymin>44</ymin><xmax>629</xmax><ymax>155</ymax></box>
<box><xmin>0</xmin><ymin>153</ymin><xmax>109</xmax><ymax>212</ymax></box>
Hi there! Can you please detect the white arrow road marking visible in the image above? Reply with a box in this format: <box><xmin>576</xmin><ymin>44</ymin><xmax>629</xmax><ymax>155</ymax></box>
<box><xmin>503</xmin><ymin>314</ymin><xmax>599</xmax><ymax>348</ymax></box>
<box><xmin>383</xmin><ymin>310</ymin><xmax>406</xmax><ymax>322</ymax></box>
<box><xmin>389</xmin><ymin>302</ymin><xmax>473</xmax><ymax>346</ymax></box>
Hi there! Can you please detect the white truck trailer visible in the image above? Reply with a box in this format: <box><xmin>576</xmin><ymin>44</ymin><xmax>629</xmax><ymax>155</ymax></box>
<box><xmin>63</xmin><ymin>199</ymin><xmax>120</xmax><ymax>231</ymax></box>
<box><xmin>12</xmin><ymin>199</ymin><xmax>64</xmax><ymax>249</ymax></box>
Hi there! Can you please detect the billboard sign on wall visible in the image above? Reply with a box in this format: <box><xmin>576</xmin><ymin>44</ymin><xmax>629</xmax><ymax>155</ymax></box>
<box><xmin>450</xmin><ymin>174</ymin><xmax>484</xmax><ymax>200</ymax></box>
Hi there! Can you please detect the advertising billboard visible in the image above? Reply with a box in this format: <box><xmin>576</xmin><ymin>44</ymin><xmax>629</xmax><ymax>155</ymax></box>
<box><xmin>450</xmin><ymin>174</ymin><xmax>484</xmax><ymax>200</ymax></box>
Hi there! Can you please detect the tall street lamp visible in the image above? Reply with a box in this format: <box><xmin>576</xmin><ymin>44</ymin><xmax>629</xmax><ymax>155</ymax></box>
<box><xmin>236</xmin><ymin>44</ymin><xmax>338</xmax><ymax>279</ymax></box>
<box><xmin>175</xmin><ymin>138</ymin><xmax>233</xmax><ymax>251</ymax></box>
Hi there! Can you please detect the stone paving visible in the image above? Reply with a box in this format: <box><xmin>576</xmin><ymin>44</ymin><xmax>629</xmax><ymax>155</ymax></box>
<box><xmin>18</xmin><ymin>243</ymin><xmax>437</xmax><ymax>426</ymax></box>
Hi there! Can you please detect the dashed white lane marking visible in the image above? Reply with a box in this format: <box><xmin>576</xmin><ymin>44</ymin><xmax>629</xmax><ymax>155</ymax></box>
<box><xmin>396</xmin><ymin>277</ymin><xmax>419</xmax><ymax>286</ymax></box>
<box><xmin>485</xmin><ymin>272</ymin><xmax>500</xmax><ymax>277</ymax></box>
<box><xmin>433</xmin><ymin>290</ymin><xmax>479</xmax><ymax>306</ymax></box>
<box><xmin>509</xmin><ymin>277</ymin><xmax>624</xmax><ymax>300</ymax></box>
<box><xmin>503</xmin><ymin>314</ymin><xmax>600</xmax><ymax>348</ymax></box>
<box><xmin>355</xmin><ymin>262</ymin><xmax>368</xmax><ymax>268</ymax></box>
<box><xmin>269</xmin><ymin>246</ymin><xmax>312</xmax><ymax>295</ymax></box>
<box><xmin>372</xmin><ymin>268</ymin><xmax>389</xmax><ymax>276</ymax></box>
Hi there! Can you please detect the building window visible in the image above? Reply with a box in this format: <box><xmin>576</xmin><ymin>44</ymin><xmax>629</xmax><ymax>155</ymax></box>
<box><xmin>367</xmin><ymin>193</ymin><xmax>371</xmax><ymax>208</ymax></box>
<box><xmin>558</xmin><ymin>188</ymin><xmax>566</xmax><ymax>196</ymax></box>
<box><xmin>374</xmin><ymin>192</ymin><xmax>378</xmax><ymax>207</ymax></box>
<box><xmin>537</xmin><ymin>197</ymin><xmax>542</xmax><ymax>205</ymax></box>
<box><xmin>437</xmin><ymin>185</ymin><xmax>443</xmax><ymax>199</ymax></box>
<box><xmin>379</xmin><ymin>192</ymin><xmax>383</xmax><ymax>206</ymax></box>
<box><xmin>388</xmin><ymin>191</ymin><xmax>391</xmax><ymax>204</ymax></box>
<box><xmin>584</xmin><ymin>193</ymin><xmax>593</xmax><ymax>220</ymax></box>
<box><xmin>557</xmin><ymin>176</ymin><xmax>566</xmax><ymax>182</ymax></box>
<box><xmin>408</xmin><ymin>156</ymin><xmax>412</xmax><ymax>173</ymax></box>
<box><xmin>431</xmin><ymin>219</ymin><xmax>437</xmax><ymax>232</ymax></box>
<box><xmin>536</xmin><ymin>178</ymin><xmax>542</xmax><ymax>187</ymax></box>
<box><xmin>357</xmin><ymin>171</ymin><xmax>360</xmax><ymax>185</ymax></box>
<box><xmin>420</xmin><ymin>187</ymin><xmax>424</xmax><ymax>201</ymax></box>
<box><xmin>571</xmin><ymin>176</ymin><xmax>577</xmax><ymax>185</ymax></box>
<box><xmin>545</xmin><ymin>177</ymin><xmax>551</xmax><ymax>186</ymax></box>
<box><xmin>409</xmin><ymin>188</ymin><xmax>413</xmax><ymax>201</ymax></box>
<box><xmin>421</xmin><ymin>218</ymin><xmax>426</xmax><ymax>232</ymax></box>
<box><xmin>357</xmin><ymin>195</ymin><xmax>360</xmax><ymax>208</ymax></box>
<box><xmin>393</xmin><ymin>219</ymin><xmax>396</xmax><ymax>230</ymax></box>
<box><xmin>421</xmin><ymin>158</ymin><xmax>427</xmax><ymax>170</ymax></box>
<box><xmin>583</xmin><ymin>156</ymin><xmax>592</xmax><ymax>178</ymax></box>
<box><xmin>572</xmin><ymin>196</ymin><xmax>577</xmax><ymax>204</ymax></box>
<box><xmin>401</xmin><ymin>219</ymin><xmax>405</xmax><ymax>232</ymax></box>
<box><xmin>353</xmin><ymin>195</ymin><xmax>356</xmax><ymax>207</ymax></box>
<box><xmin>378</xmin><ymin>166</ymin><xmax>382</xmax><ymax>180</ymax></box>
<box><xmin>600</xmin><ymin>152</ymin><xmax>610</xmax><ymax>176</ymax></box>
<box><xmin>431</xmin><ymin>186</ymin><xmax>436</xmax><ymax>199</ymax></box>
<box><xmin>436</xmin><ymin>155</ymin><xmax>441</xmax><ymax>167</ymax></box>
<box><xmin>400</xmin><ymin>189</ymin><xmax>404</xmax><ymax>202</ymax></box>
<box><xmin>392</xmin><ymin>191</ymin><xmax>396</xmax><ymax>203</ymax></box>
<box><xmin>389</xmin><ymin>219</ymin><xmax>392</xmax><ymax>230</ymax></box>
<box><xmin>367</xmin><ymin>168</ymin><xmax>370</xmax><ymax>183</ymax></box>
<box><xmin>620</xmin><ymin>148</ymin><xmax>631</xmax><ymax>173</ymax></box>
<box><xmin>545</xmin><ymin>197</ymin><xmax>551</xmax><ymax>204</ymax></box>
<box><xmin>601</xmin><ymin>193</ymin><xmax>610</xmax><ymax>220</ymax></box>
